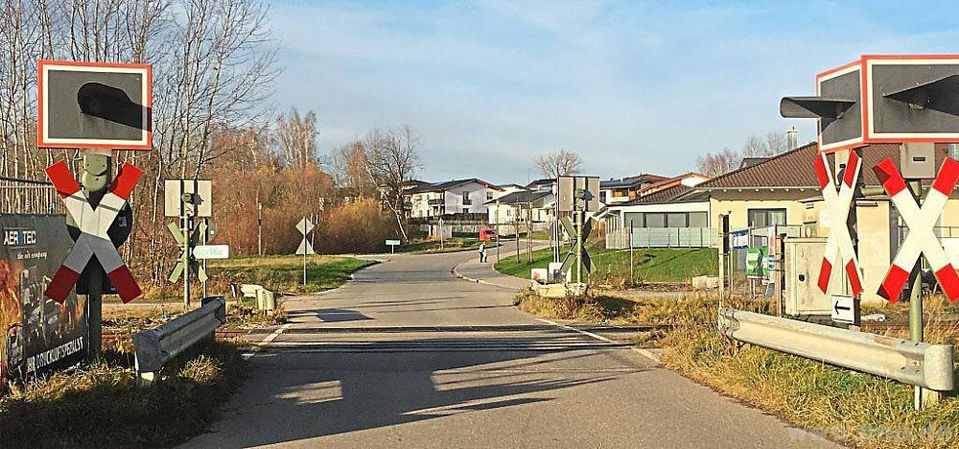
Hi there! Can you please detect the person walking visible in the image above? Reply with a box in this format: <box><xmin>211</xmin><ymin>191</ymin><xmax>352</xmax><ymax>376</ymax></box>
<box><xmin>478</xmin><ymin>242</ymin><xmax>487</xmax><ymax>263</ymax></box>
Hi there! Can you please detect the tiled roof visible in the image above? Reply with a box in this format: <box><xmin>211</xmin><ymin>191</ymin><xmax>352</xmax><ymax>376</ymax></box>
<box><xmin>600</xmin><ymin>173</ymin><xmax>668</xmax><ymax>189</ymax></box>
<box><xmin>409</xmin><ymin>178</ymin><xmax>502</xmax><ymax>193</ymax></box>
<box><xmin>620</xmin><ymin>184</ymin><xmax>694</xmax><ymax>205</ymax></box>
<box><xmin>697</xmin><ymin>143</ymin><xmax>820</xmax><ymax>189</ymax></box>
<box><xmin>694</xmin><ymin>142</ymin><xmax>950</xmax><ymax>190</ymax></box>
<box><xmin>641</xmin><ymin>172</ymin><xmax>709</xmax><ymax>192</ymax></box>
<box><xmin>486</xmin><ymin>190</ymin><xmax>551</xmax><ymax>206</ymax></box>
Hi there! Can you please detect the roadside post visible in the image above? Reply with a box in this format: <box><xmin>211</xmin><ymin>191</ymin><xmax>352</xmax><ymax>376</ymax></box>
<box><xmin>37</xmin><ymin>60</ymin><xmax>152</xmax><ymax>359</ymax></box>
<box><xmin>780</xmin><ymin>54</ymin><xmax>959</xmax><ymax>410</ymax></box>
<box><xmin>557</xmin><ymin>176</ymin><xmax>599</xmax><ymax>290</ymax></box>
<box><xmin>629</xmin><ymin>219</ymin><xmax>634</xmax><ymax>284</ymax></box>
<box><xmin>296</xmin><ymin>217</ymin><xmax>315</xmax><ymax>287</ymax></box>
<box><xmin>386</xmin><ymin>239</ymin><xmax>400</xmax><ymax>254</ymax></box>
<box><xmin>164</xmin><ymin>179</ymin><xmax>212</xmax><ymax>306</ymax></box>
<box><xmin>495</xmin><ymin>199</ymin><xmax>501</xmax><ymax>263</ymax></box>
<box><xmin>718</xmin><ymin>214</ymin><xmax>729</xmax><ymax>308</ymax></box>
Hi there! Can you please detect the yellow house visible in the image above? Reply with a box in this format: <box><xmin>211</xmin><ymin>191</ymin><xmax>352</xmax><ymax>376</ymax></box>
<box><xmin>677</xmin><ymin>143</ymin><xmax>822</xmax><ymax>232</ymax></box>
<box><xmin>609</xmin><ymin>142</ymin><xmax>959</xmax><ymax>305</ymax></box>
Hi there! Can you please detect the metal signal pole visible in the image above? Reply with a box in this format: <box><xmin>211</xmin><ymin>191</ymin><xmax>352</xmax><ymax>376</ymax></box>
<box><xmin>81</xmin><ymin>152</ymin><xmax>111</xmax><ymax>360</ymax></box>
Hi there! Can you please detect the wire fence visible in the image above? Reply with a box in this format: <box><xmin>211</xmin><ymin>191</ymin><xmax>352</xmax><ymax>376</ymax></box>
<box><xmin>0</xmin><ymin>177</ymin><xmax>63</xmax><ymax>215</ymax></box>
<box><xmin>724</xmin><ymin>224</ymin><xmax>805</xmax><ymax>299</ymax></box>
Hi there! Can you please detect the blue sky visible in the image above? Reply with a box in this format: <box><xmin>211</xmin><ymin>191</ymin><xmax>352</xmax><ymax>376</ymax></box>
<box><xmin>269</xmin><ymin>0</ymin><xmax>959</xmax><ymax>184</ymax></box>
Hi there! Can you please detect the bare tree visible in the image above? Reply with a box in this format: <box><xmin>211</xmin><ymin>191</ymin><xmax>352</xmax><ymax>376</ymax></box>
<box><xmin>275</xmin><ymin>107</ymin><xmax>319</xmax><ymax>168</ymax></box>
<box><xmin>741</xmin><ymin>131</ymin><xmax>789</xmax><ymax>158</ymax></box>
<box><xmin>696</xmin><ymin>147</ymin><xmax>739</xmax><ymax>177</ymax></box>
<box><xmin>364</xmin><ymin>125</ymin><xmax>420</xmax><ymax>241</ymax></box>
<box><xmin>331</xmin><ymin>139</ymin><xmax>377</xmax><ymax>198</ymax></box>
<box><xmin>535</xmin><ymin>148</ymin><xmax>582</xmax><ymax>178</ymax></box>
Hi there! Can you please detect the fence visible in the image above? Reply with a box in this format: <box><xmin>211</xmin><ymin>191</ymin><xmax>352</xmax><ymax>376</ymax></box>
<box><xmin>0</xmin><ymin>177</ymin><xmax>63</xmax><ymax>215</ymax></box>
<box><xmin>605</xmin><ymin>226</ymin><xmax>715</xmax><ymax>249</ymax></box>
<box><xmin>725</xmin><ymin>224</ymin><xmax>805</xmax><ymax>298</ymax></box>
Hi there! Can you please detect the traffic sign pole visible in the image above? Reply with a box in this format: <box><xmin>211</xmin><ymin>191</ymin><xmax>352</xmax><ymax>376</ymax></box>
<box><xmin>202</xmin><ymin>217</ymin><xmax>209</xmax><ymax>298</ymax></box>
<box><xmin>82</xmin><ymin>152</ymin><xmax>109</xmax><ymax>360</ymax></box>
<box><xmin>303</xmin><ymin>218</ymin><xmax>307</xmax><ymax>287</ymax></box>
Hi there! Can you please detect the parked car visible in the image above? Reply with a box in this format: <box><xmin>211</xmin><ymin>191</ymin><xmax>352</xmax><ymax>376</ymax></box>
<box><xmin>479</xmin><ymin>227</ymin><xmax>497</xmax><ymax>242</ymax></box>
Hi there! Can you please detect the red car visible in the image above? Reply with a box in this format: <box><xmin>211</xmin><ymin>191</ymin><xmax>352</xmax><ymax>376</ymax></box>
<box><xmin>479</xmin><ymin>228</ymin><xmax>497</xmax><ymax>242</ymax></box>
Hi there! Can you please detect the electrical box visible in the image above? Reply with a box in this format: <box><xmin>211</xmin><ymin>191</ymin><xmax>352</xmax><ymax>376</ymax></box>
<box><xmin>900</xmin><ymin>142</ymin><xmax>936</xmax><ymax>179</ymax></box>
<box><xmin>783</xmin><ymin>237</ymin><xmax>834</xmax><ymax>316</ymax></box>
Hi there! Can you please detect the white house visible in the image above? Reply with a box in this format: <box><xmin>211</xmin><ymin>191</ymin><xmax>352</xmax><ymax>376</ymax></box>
<box><xmin>408</xmin><ymin>178</ymin><xmax>503</xmax><ymax>219</ymax></box>
<box><xmin>485</xmin><ymin>189</ymin><xmax>555</xmax><ymax>226</ymax></box>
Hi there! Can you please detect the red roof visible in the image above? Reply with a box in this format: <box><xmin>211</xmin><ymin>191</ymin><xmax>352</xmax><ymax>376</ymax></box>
<box><xmin>696</xmin><ymin>142</ymin><xmax>951</xmax><ymax>190</ymax></box>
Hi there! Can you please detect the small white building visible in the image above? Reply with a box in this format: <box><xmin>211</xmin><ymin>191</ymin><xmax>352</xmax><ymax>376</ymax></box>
<box><xmin>408</xmin><ymin>178</ymin><xmax>503</xmax><ymax>219</ymax></box>
<box><xmin>485</xmin><ymin>190</ymin><xmax>555</xmax><ymax>227</ymax></box>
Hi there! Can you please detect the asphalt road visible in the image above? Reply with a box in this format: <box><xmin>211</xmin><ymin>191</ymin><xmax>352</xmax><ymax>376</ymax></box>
<box><xmin>182</xmin><ymin>247</ymin><xmax>840</xmax><ymax>449</ymax></box>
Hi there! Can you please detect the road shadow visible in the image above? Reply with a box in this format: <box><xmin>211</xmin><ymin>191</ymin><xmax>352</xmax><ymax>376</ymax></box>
<box><xmin>186</xmin><ymin>334</ymin><xmax>647</xmax><ymax>447</ymax></box>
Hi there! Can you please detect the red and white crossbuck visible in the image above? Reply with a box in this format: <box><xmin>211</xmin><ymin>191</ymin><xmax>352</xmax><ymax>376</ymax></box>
<box><xmin>814</xmin><ymin>150</ymin><xmax>865</xmax><ymax>296</ymax></box>
<box><xmin>43</xmin><ymin>160</ymin><xmax>144</xmax><ymax>303</ymax></box>
<box><xmin>874</xmin><ymin>157</ymin><xmax>959</xmax><ymax>302</ymax></box>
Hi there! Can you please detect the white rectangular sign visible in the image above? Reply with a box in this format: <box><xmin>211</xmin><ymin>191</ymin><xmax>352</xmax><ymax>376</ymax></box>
<box><xmin>385</xmin><ymin>239</ymin><xmax>401</xmax><ymax>246</ymax></box>
<box><xmin>193</xmin><ymin>244</ymin><xmax>229</xmax><ymax>260</ymax></box>
<box><xmin>164</xmin><ymin>179</ymin><xmax>212</xmax><ymax>217</ymax></box>
<box><xmin>831</xmin><ymin>294</ymin><xmax>856</xmax><ymax>324</ymax></box>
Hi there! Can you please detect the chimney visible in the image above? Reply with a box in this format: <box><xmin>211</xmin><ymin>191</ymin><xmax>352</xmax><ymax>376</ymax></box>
<box><xmin>786</xmin><ymin>126</ymin><xmax>799</xmax><ymax>150</ymax></box>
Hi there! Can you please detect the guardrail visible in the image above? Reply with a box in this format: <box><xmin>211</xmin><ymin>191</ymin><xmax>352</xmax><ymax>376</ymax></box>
<box><xmin>237</xmin><ymin>283</ymin><xmax>276</xmax><ymax>311</ymax></box>
<box><xmin>718</xmin><ymin>307</ymin><xmax>955</xmax><ymax>391</ymax></box>
<box><xmin>133</xmin><ymin>296</ymin><xmax>227</xmax><ymax>385</ymax></box>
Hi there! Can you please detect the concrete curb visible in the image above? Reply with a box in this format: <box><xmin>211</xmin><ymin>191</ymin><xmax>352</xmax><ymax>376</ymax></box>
<box><xmin>450</xmin><ymin>263</ymin><xmax>524</xmax><ymax>290</ymax></box>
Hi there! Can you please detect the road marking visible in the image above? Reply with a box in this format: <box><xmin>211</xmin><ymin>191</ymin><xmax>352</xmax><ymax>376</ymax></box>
<box><xmin>535</xmin><ymin>318</ymin><xmax>662</xmax><ymax>364</ymax></box>
<box><xmin>243</xmin><ymin>322</ymin><xmax>292</xmax><ymax>359</ymax></box>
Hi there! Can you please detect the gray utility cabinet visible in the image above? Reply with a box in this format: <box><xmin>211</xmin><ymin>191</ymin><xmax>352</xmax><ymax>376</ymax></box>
<box><xmin>783</xmin><ymin>237</ymin><xmax>835</xmax><ymax>316</ymax></box>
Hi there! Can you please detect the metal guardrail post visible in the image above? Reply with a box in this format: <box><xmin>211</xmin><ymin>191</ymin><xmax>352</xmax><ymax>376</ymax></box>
<box><xmin>718</xmin><ymin>307</ymin><xmax>955</xmax><ymax>391</ymax></box>
<box><xmin>133</xmin><ymin>296</ymin><xmax>227</xmax><ymax>386</ymax></box>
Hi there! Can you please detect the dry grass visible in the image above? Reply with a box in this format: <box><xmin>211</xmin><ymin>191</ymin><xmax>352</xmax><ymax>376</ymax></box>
<box><xmin>103</xmin><ymin>299</ymin><xmax>286</xmax><ymax>333</ymax></box>
<box><xmin>515</xmin><ymin>288</ymin><xmax>959</xmax><ymax>448</ymax></box>
<box><xmin>0</xmin><ymin>340</ymin><xmax>246</xmax><ymax>449</ymax></box>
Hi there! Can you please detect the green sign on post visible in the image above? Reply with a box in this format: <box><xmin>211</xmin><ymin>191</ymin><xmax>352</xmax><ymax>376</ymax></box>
<box><xmin>745</xmin><ymin>247</ymin><xmax>768</xmax><ymax>278</ymax></box>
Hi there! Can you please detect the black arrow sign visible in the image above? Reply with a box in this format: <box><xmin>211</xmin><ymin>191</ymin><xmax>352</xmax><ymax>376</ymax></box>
<box><xmin>834</xmin><ymin>302</ymin><xmax>851</xmax><ymax>314</ymax></box>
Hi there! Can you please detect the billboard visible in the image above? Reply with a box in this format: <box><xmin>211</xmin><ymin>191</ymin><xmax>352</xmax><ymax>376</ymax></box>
<box><xmin>0</xmin><ymin>215</ymin><xmax>86</xmax><ymax>385</ymax></box>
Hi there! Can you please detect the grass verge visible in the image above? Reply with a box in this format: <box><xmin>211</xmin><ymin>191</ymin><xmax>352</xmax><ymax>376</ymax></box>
<box><xmin>514</xmin><ymin>289</ymin><xmax>959</xmax><ymax>449</ymax></box>
<box><xmin>103</xmin><ymin>299</ymin><xmax>286</xmax><ymax>333</ymax></box>
<box><xmin>395</xmin><ymin>237</ymin><xmax>484</xmax><ymax>254</ymax></box>
<box><xmin>495</xmin><ymin>244</ymin><xmax>716</xmax><ymax>285</ymax></box>
<box><xmin>0</xmin><ymin>340</ymin><xmax>245</xmax><ymax>449</ymax></box>
<box><xmin>207</xmin><ymin>254</ymin><xmax>376</xmax><ymax>294</ymax></box>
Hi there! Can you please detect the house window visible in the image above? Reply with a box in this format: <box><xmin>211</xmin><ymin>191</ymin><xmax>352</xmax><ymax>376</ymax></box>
<box><xmin>462</xmin><ymin>191</ymin><xmax>469</xmax><ymax>201</ymax></box>
<box><xmin>600</xmin><ymin>191</ymin><xmax>607</xmax><ymax>202</ymax></box>
<box><xmin>645</xmin><ymin>213</ymin><xmax>666</xmax><ymax>228</ymax></box>
<box><xmin>748</xmin><ymin>208</ymin><xmax>787</xmax><ymax>228</ymax></box>
<box><xmin>667</xmin><ymin>213</ymin><xmax>687</xmax><ymax>227</ymax></box>
<box><xmin>487</xmin><ymin>192</ymin><xmax>494</xmax><ymax>200</ymax></box>
<box><xmin>688</xmin><ymin>212</ymin><xmax>708</xmax><ymax>227</ymax></box>
<box><xmin>463</xmin><ymin>208</ymin><xmax>469</xmax><ymax>214</ymax></box>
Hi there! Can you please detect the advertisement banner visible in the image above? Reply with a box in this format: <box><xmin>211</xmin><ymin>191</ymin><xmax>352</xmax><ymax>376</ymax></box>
<box><xmin>0</xmin><ymin>215</ymin><xmax>86</xmax><ymax>385</ymax></box>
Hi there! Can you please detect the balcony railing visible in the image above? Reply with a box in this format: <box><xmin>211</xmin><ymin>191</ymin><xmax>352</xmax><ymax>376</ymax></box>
<box><xmin>428</xmin><ymin>199</ymin><xmax>445</xmax><ymax>206</ymax></box>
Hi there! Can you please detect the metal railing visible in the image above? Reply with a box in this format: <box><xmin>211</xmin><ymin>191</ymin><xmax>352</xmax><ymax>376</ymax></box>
<box><xmin>606</xmin><ymin>226</ymin><xmax>715</xmax><ymax>249</ymax></box>
<box><xmin>132</xmin><ymin>296</ymin><xmax>227</xmax><ymax>384</ymax></box>
<box><xmin>0</xmin><ymin>177</ymin><xmax>64</xmax><ymax>215</ymax></box>
<box><xmin>719</xmin><ymin>307</ymin><xmax>955</xmax><ymax>391</ymax></box>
